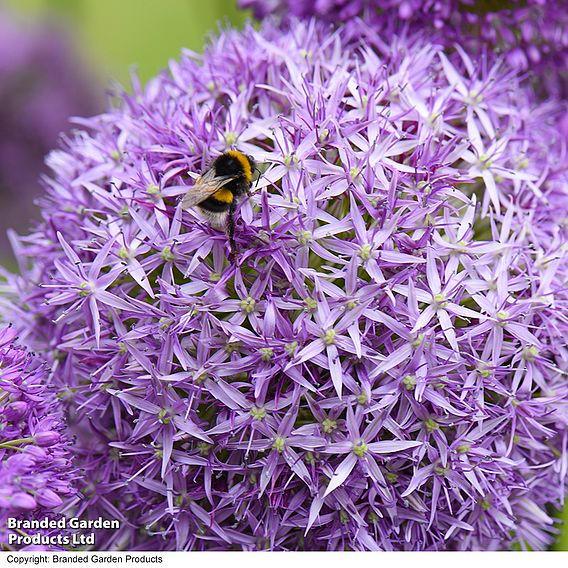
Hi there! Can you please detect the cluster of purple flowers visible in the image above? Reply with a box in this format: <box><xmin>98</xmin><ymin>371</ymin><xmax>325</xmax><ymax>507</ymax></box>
<box><xmin>240</xmin><ymin>0</ymin><xmax>568</xmax><ymax>99</ymax></box>
<box><xmin>0</xmin><ymin>326</ymin><xmax>75</xmax><ymax>548</ymax></box>
<box><xmin>2</xmin><ymin>16</ymin><xmax>567</xmax><ymax>550</ymax></box>
<box><xmin>0</xmin><ymin>8</ymin><xmax>99</xmax><ymax>258</ymax></box>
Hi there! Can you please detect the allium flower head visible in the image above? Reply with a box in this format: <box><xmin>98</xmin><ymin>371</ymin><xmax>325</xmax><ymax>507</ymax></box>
<box><xmin>0</xmin><ymin>8</ymin><xmax>100</xmax><ymax>257</ymax></box>
<box><xmin>2</xmin><ymin>20</ymin><xmax>568</xmax><ymax>551</ymax></box>
<box><xmin>0</xmin><ymin>326</ymin><xmax>75</xmax><ymax>547</ymax></box>
<box><xmin>239</xmin><ymin>0</ymin><xmax>568</xmax><ymax>99</ymax></box>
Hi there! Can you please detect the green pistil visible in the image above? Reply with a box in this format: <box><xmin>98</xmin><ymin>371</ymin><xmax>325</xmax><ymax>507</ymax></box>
<box><xmin>174</xmin><ymin>494</ymin><xmax>187</xmax><ymax>507</ymax></box>
<box><xmin>358</xmin><ymin>244</ymin><xmax>372</xmax><ymax>261</ymax></box>
<box><xmin>522</xmin><ymin>345</ymin><xmax>539</xmax><ymax>362</ymax></box>
<box><xmin>356</xmin><ymin>392</ymin><xmax>368</xmax><ymax>405</ymax></box>
<box><xmin>304</xmin><ymin>297</ymin><xmax>317</xmax><ymax>311</ymax></box>
<box><xmin>427</xmin><ymin>111</ymin><xmax>442</xmax><ymax>128</ymax></box>
<box><xmin>402</xmin><ymin>375</ymin><xmax>416</xmax><ymax>390</ymax></box>
<box><xmin>119</xmin><ymin>205</ymin><xmax>130</xmax><ymax>218</ymax></box>
<box><xmin>224</xmin><ymin>132</ymin><xmax>238</xmax><ymax>146</ymax></box>
<box><xmin>209</xmin><ymin>272</ymin><xmax>221</xmax><ymax>282</ymax></box>
<box><xmin>367</xmin><ymin>510</ymin><xmax>379</xmax><ymax>523</ymax></box>
<box><xmin>154</xmin><ymin>449</ymin><xmax>163</xmax><ymax>460</ymax></box>
<box><xmin>350</xmin><ymin>166</ymin><xmax>361</xmax><ymax>180</ymax></box>
<box><xmin>272</xmin><ymin>436</ymin><xmax>286</xmax><ymax>453</ymax></box>
<box><xmin>284</xmin><ymin>341</ymin><xmax>298</xmax><ymax>356</ymax></box>
<box><xmin>197</xmin><ymin>443</ymin><xmax>212</xmax><ymax>457</ymax></box>
<box><xmin>481</xmin><ymin>498</ymin><xmax>491</xmax><ymax>511</ymax></box>
<box><xmin>551</xmin><ymin>446</ymin><xmax>562</xmax><ymax>458</ymax></box>
<box><xmin>58</xmin><ymin>387</ymin><xmax>77</xmax><ymax>401</ymax></box>
<box><xmin>256</xmin><ymin>230</ymin><xmax>270</xmax><ymax>243</ymax></box>
<box><xmin>259</xmin><ymin>348</ymin><xmax>273</xmax><ymax>362</ymax></box>
<box><xmin>321</xmin><ymin>418</ymin><xmax>337</xmax><ymax>433</ymax></box>
<box><xmin>161</xmin><ymin>246</ymin><xmax>174</xmax><ymax>262</ymax></box>
<box><xmin>296</xmin><ymin>230</ymin><xmax>312</xmax><ymax>246</ymax></box>
<box><xmin>53</xmin><ymin>350</ymin><xmax>65</xmax><ymax>361</ymax></box>
<box><xmin>146</xmin><ymin>184</ymin><xmax>160</xmax><ymax>196</ymax></box>
<box><xmin>346</xmin><ymin>299</ymin><xmax>359</xmax><ymax>310</ymax></box>
<box><xmin>305</xmin><ymin>451</ymin><xmax>316</xmax><ymax>465</ymax></box>
<box><xmin>117</xmin><ymin>246</ymin><xmax>130</xmax><ymax>260</ymax></box>
<box><xmin>225</xmin><ymin>342</ymin><xmax>241</xmax><ymax>354</ymax></box>
<box><xmin>517</xmin><ymin>156</ymin><xmax>529</xmax><ymax>169</ymax></box>
<box><xmin>411</xmin><ymin>334</ymin><xmax>425</xmax><ymax>348</ymax></box>
<box><xmin>340</xmin><ymin>510</ymin><xmax>350</xmax><ymax>525</ymax></box>
<box><xmin>118</xmin><ymin>342</ymin><xmax>128</xmax><ymax>354</ymax></box>
<box><xmin>478</xmin><ymin>364</ymin><xmax>491</xmax><ymax>378</ymax></box>
<box><xmin>240</xmin><ymin>296</ymin><xmax>256</xmax><ymax>314</ymax></box>
<box><xmin>352</xmin><ymin>440</ymin><xmax>368</xmax><ymax>457</ymax></box>
<box><xmin>78</xmin><ymin>282</ymin><xmax>91</xmax><ymax>297</ymax></box>
<box><xmin>477</xmin><ymin>154</ymin><xmax>493</xmax><ymax>170</ymax></box>
<box><xmin>385</xmin><ymin>472</ymin><xmax>398</xmax><ymax>483</ymax></box>
<box><xmin>466</xmin><ymin>89</ymin><xmax>483</xmax><ymax>105</ymax></box>
<box><xmin>435</xmin><ymin>466</ymin><xmax>448</xmax><ymax>476</ymax></box>
<box><xmin>495</xmin><ymin>310</ymin><xmax>509</xmax><ymax>326</ymax></box>
<box><xmin>193</xmin><ymin>373</ymin><xmax>207</xmax><ymax>384</ymax></box>
<box><xmin>432</xmin><ymin>293</ymin><xmax>449</xmax><ymax>308</ymax></box>
<box><xmin>424</xmin><ymin>418</ymin><xmax>439</xmax><ymax>433</ymax></box>
<box><xmin>284</xmin><ymin>154</ymin><xmax>298</xmax><ymax>167</ymax></box>
<box><xmin>250</xmin><ymin>407</ymin><xmax>266</xmax><ymax>421</ymax></box>
<box><xmin>158</xmin><ymin>408</ymin><xmax>172</xmax><ymax>424</ymax></box>
<box><xmin>457</xmin><ymin>444</ymin><xmax>470</xmax><ymax>454</ymax></box>
<box><xmin>322</xmin><ymin>329</ymin><xmax>336</xmax><ymax>345</ymax></box>
<box><xmin>318</xmin><ymin>128</ymin><xmax>329</xmax><ymax>143</ymax></box>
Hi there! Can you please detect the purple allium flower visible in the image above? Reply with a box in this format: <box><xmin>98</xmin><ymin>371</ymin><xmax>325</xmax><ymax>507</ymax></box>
<box><xmin>0</xmin><ymin>8</ymin><xmax>100</xmax><ymax>259</ymax></box>
<box><xmin>239</xmin><ymin>0</ymin><xmax>568</xmax><ymax>99</ymax></box>
<box><xmin>1</xmin><ymin>20</ymin><xmax>568</xmax><ymax>551</ymax></box>
<box><xmin>0</xmin><ymin>326</ymin><xmax>75</xmax><ymax>549</ymax></box>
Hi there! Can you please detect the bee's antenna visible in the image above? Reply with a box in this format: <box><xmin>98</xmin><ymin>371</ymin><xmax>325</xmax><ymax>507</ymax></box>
<box><xmin>253</xmin><ymin>166</ymin><xmax>264</xmax><ymax>190</ymax></box>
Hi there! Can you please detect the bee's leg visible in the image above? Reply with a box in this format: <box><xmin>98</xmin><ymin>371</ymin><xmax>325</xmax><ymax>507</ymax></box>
<box><xmin>227</xmin><ymin>201</ymin><xmax>238</xmax><ymax>263</ymax></box>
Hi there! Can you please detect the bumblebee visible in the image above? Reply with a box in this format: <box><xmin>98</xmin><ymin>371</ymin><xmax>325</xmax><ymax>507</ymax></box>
<box><xmin>182</xmin><ymin>150</ymin><xmax>256</xmax><ymax>261</ymax></box>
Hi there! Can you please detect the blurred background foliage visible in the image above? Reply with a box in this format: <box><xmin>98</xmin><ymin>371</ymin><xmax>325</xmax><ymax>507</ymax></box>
<box><xmin>4</xmin><ymin>0</ymin><xmax>248</xmax><ymax>85</ymax></box>
<box><xmin>1</xmin><ymin>0</ymin><xmax>567</xmax><ymax>551</ymax></box>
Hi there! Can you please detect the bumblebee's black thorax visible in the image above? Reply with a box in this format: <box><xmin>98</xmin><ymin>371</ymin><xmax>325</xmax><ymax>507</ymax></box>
<box><xmin>199</xmin><ymin>151</ymin><xmax>254</xmax><ymax>213</ymax></box>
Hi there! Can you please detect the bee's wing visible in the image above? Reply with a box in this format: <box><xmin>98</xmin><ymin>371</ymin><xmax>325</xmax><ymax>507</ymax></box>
<box><xmin>181</xmin><ymin>168</ymin><xmax>235</xmax><ymax>209</ymax></box>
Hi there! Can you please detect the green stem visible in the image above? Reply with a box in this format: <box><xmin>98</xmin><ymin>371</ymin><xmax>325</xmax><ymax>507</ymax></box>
<box><xmin>0</xmin><ymin>436</ymin><xmax>34</xmax><ymax>449</ymax></box>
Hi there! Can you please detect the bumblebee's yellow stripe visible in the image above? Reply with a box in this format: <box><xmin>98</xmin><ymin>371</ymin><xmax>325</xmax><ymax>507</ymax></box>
<box><xmin>212</xmin><ymin>188</ymin><xmax>234</xmax><ymax>204</ymax></box>
<box><xmin>226</xmin><ymin>150</ymin><xmax>252</xmax><ymax>183</ymax></box>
